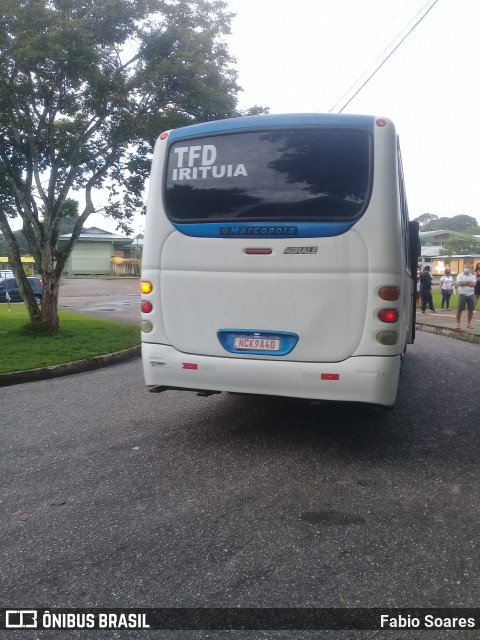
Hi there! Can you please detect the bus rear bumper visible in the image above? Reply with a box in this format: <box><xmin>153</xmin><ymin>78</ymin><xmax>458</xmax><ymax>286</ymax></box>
<box><xmin>142</xmin><ymin>343</ymin><xmax>402</xmax><ymax>407</ymax></box>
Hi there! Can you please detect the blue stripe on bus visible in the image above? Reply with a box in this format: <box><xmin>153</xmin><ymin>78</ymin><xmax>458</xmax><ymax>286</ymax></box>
<box><xmin>167</xmin><ymin>113</ymin><xmax>375</xmax><ymax>142</ymax></box>
<box><xmin>171</xmin><ymin>221</ymin><xmax>356</xmax><ymax>238</ymax></box>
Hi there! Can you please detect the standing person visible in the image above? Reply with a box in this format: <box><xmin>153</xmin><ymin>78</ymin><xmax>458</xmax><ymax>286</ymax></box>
<box><xmin>440</xmin><ymin>268</ymin><xmax>454</xmax><ymax>310</ymax></box>
<box><xmin>416</xmin><ymin>269</ymin><xmax>421</xmax><ymax>309</ymax></box>
<box><xmin>419</xmin><ymin>265</ymin><xmax>436</xmax><ymax>313</ymax></box>
<box><xmin>456</xmin><ymin>264</ymin><xmax>476</xmax><ymax>329</ymax></box>
<box><xmin>474</xmin><ymin>263</ymin><xmax>480</xmax><ymax>310</ymax></box>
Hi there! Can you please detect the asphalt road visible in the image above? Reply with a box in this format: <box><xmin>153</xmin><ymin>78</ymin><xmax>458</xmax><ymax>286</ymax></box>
<box><xmin>58</xmin><ymin>277</ymin><xmax>140</xmax><ymax>325</ymax></box>
<box><xmin>1</xmin><ymin>328</ymin><xmax>480</xmax><ymax>639</ymax></box>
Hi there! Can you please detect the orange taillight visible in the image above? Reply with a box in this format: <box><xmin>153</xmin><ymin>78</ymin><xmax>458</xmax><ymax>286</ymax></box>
<box><xmin>141</xmin><ymin>280</ymin><xmax>153</xmax><ymax>294</ymax></box>
<box><xmin>379</xmin><ymin>286</ymin><xmax>400</xmax><ymax>301</ymax></box>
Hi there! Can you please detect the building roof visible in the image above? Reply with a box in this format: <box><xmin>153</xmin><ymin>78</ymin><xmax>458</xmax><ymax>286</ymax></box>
<box><xmin>421</xmin><ymin>246</ymin><xmax>442</xmax><ymax>257</ymax></box>
<box><xmin>436</xmin><ymin>254</ymin><xmax>480</xmax><ymax>259</ymax></box>
<box><xmin>59</xmin><ymin>227</ymin><xmax>133</xmax><ymax>244</ymax></box>
<box><xmin>419</xmin><ymin>229</ymin><xmax>462</xmax><ymax>238</ymax></box>
<box><xmin>422</xmin><ymin>248</ymin><xmax>480</xmax><ymax>259</ymax></box>
<box><xmin>419</xmin><ymin>228</ymin><xmax>480</xmax><ymax>240</ymax></box>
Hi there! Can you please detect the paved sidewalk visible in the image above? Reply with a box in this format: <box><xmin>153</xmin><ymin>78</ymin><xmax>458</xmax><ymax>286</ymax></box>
<box><xmin>415</xmin><ymin>307</ymin><xmax>480</xmax><ymax>345</ymax></box>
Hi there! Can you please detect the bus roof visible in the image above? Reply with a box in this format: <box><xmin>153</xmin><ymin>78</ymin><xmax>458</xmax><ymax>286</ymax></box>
<box><xmin>165</xmin><ymin>113</ymin><xmax>382</xmax><ymax>143</ymax></box>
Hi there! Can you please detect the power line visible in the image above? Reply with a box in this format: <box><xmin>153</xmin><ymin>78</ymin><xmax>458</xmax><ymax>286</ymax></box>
<box><xmin>326</xmin><ymin>0</ymin><xmax>440</xmax><ymax>114</ymax></box>
<box><xmin>335</xmin><ymin>0</ymin><xmax>440</xmax><ymax>112</ymax></box>
<box><xmin>315</xmin><ymin>0</ymin><xmax>417</xmax><ymax>114</ymax></box>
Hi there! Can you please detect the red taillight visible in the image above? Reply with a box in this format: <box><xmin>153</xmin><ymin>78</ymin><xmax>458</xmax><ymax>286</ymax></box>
<box><xmin>141</xmin><ymin>300</ymin><xmax>153</xmax><ymax>313</ymax></box>
<box><xmin>378</xmin><ymin>309</ymin><xmax>398</xmax><ymax>323</ymax></box>
<box><xmin>379</xmin><ymin>286</ymin><xmax>400</xmax><ymax>301</ymax></box>
<box><xmin>38</xmin><ymin>279</ymin><xmax>43</xmax><ymax>286</ymax></box>
<box><xmin>160</xmin><ymin>131</ymin><xmax>168</xmax><ymax>140</ymax></box>
<box><xmin>182</xmin><ymin>363</ymin><xmax>198</xmax><ymax>370</ymax></box>
<box><xmin>376</xmin><ymin>118</ymin><xmax>387</xmax><ymax>127</ymax></box>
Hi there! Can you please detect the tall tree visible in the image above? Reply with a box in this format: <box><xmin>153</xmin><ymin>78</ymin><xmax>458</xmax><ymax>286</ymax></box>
<box><xmin>57</xmin><ymin>199</ymin><xmax>80</xmax><ymax>236</ymax></box>
<box><xmin>0</xmin><ymin>0</ymin><xmax>250</xmax><ymax>332</ymax></box>
<box><xmin>413</xmin><ymin>213</ymin><xmax>439</xmax><ymax>229</ymax></box>
<box><xmin>414</xmin><ymin>213</ymin><xmax>480</xmax><ymax>233</ymax></box>
<box><xmin>440</xmin><ymin>214</ymin><xmax>479</xmax><ymax>232</ymax></box>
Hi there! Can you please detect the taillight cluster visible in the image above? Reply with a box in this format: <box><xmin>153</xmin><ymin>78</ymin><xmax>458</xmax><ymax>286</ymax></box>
<box><xmin>377</xmin><ymin>286</ymin><xmax>399</xmax><ymax>345</ymax></box>
<box><xmin>378</xmin><ymin>286</ymin><xmax>399</xmax><ymax>322</ymax></box>
<box><xmin>141</xmin><ymin>281</ymin><xmax>153</xmax><ymax>313</ymax></box>
<box><xmin>141</xmin><ymin>281</ymin><xmax>153</xmax><ymax>333</ymax></box>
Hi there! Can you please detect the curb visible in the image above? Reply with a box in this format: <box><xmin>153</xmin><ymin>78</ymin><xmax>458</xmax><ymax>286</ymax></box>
<box><xmin>0</xmin><ymin>345</ymin><xmax>141</xmax><ymax>388</ymax></box>
<box><xmin>416</xmin><ymin>323</ymin><xmax>480</xmax><ymax>345</ymax></box>
<box><xmin>1</xmin><ymin>326</ymin><xmax>478</xmax><ymax>388</ymax></box>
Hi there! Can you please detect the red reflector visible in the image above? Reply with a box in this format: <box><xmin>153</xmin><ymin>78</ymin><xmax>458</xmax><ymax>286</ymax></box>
<box><xmin>182</xmin><ymin>363</ymin><xmax>198</xmax><ymax>370</ymax></box>
<box><xmin>244</xmin><ymin>248</ymin><xmax>273</xmax><ymax>255</ymax></box>
<box><xmin>141</xmin><ymin>300</ymin><xmax>153</xmax><ymax>313</ymax></box>
<box><xmin>378</xmin><ymin>308</ymin><xmax>398</xmax><ymax>323</ymax></box>
<box><xmin>160</xmin><ymin>131</ymin><xmax>168</xmax><ymax>140</ymax></box>
<box><xmin>321</xmin><ymin>373</ymin><xmax>340</xmax><ymax>381</ymax></box>
<box><xmin>379</xmin><ymin>286</ymin><xmax>400</xmax><ymax>301</ymax></box>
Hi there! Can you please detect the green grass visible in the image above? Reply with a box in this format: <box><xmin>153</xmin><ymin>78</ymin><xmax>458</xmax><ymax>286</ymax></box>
<box><xmin>0</xmin><ymin>305</ymin><xmax>140</xmax><ymax>374</ymax></box>
<box><xmin>424</xmin><ymin>290</ymin><xmax>479</xmax><ymax>310</ymax></box>
<box><xmin>430</xmin><ymin>289</ymin><xmax>457</xmax><ymax>309</ymax></box>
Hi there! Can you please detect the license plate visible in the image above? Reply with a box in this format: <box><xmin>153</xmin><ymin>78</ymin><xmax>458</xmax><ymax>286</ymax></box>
<box><xmin>233</xmin><ymin>335</ymin><xmax>280</xmax><ymax>351</ymax></box>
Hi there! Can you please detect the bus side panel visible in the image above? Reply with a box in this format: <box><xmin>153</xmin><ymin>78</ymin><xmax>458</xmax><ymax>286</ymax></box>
<box><xmin>352</xmin><ymin>121</ymin><xmax>413</xmax><ymax>355</ymax></box>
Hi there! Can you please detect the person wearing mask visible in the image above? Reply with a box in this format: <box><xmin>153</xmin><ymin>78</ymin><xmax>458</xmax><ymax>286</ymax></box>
<box><xmin>474</xmin><ymin>263</ymin><xmax>480</xmax><ymax>310</ymax></box>
<box><xmin>419</xmin><ymin>265</ymin><xmax>436</xmax><ymax>313</ymax></box>
<box><xmin>439</xmin><ymin>268</ymin><xmax>454</xmax><ymax>310</ymax></box>
<box><xmin>456</xmin><ymin>264</ymin><xmax>476</xmax><ymax>329</ymax></box>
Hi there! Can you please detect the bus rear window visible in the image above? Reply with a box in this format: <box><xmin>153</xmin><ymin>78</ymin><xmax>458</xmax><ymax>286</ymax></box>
<box><xmin>164</xmin><ymin>128</ymin><xmax>372</xmax><ymax>222</ymax></box>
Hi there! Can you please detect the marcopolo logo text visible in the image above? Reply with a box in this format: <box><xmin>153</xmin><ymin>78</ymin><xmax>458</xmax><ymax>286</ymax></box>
<box><xmin>220</xmin><ymin>226</ymin><xmax>298</xmax><ymax>237</ymax></box>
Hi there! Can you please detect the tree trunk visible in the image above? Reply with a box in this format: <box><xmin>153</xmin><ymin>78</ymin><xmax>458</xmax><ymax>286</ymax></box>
<box><xmin>39</xmin><ymin>273</ymin><xmax>60</xmax><ymax>333</ymax></box>
<box><xmin>21</xmin><ymin>285</ymin><xmax>42</xmax><ymax>323</ymax></box>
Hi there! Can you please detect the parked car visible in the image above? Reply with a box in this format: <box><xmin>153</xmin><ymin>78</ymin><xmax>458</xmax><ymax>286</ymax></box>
<box><xmin>0</xmin><ymin>276</ymin><xmax>43</xmax><ymax>304</ymax></box>
<box><xmin>0</xmin><ymin>269</ymin><xmax>14</xmax><ymax>279</ymax></box>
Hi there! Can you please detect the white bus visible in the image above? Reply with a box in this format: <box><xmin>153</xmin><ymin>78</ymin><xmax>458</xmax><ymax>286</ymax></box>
<box><xmin>141</xmin><ymin>113</ymin><xmax>419</xmax><ymax>408</ymax></box>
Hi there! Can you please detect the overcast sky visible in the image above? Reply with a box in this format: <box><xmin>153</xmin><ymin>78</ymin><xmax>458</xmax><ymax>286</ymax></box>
<box><xmin>89</xmin><ymin>0</ymin><xmax>479</xmax><ymax>234</ymax></box>
<box><xmin>225</xmin><ymin>0</ymin><xmax>480</xmax><ymax>225</ymax></box>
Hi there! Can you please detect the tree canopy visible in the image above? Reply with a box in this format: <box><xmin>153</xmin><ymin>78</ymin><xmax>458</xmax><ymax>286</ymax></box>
<box><xmin>413</xmin><ymin>213</ymin><xmax>480</xmax><ymax>234</ymax></box>
<box><xmin>0</xmin><ymin>0</ymin><xmax>263</xmax><ymax>331</ymax></box>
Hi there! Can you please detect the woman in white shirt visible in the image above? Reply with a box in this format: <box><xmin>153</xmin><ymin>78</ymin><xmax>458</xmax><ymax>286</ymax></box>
<box><xmin>440</xmin><ymin>268</ymin><xmax>454</xmax><ymax>310</ymax></box>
